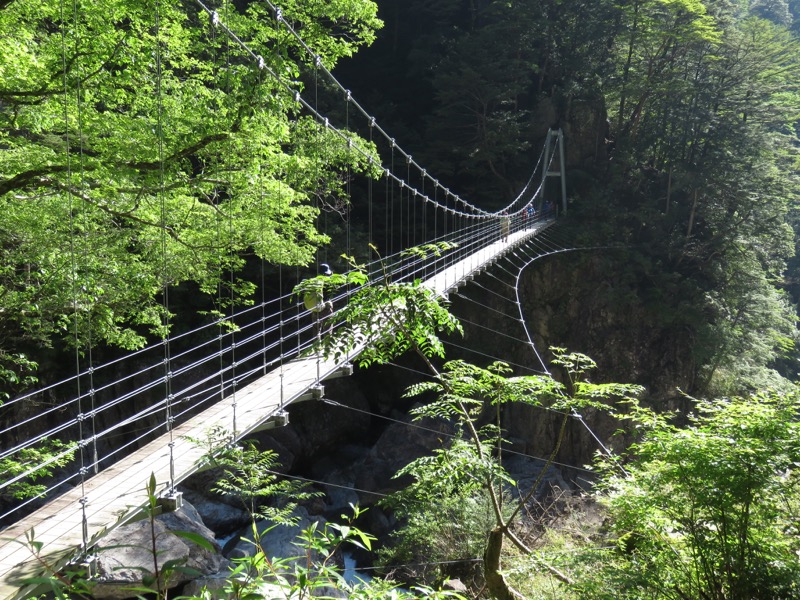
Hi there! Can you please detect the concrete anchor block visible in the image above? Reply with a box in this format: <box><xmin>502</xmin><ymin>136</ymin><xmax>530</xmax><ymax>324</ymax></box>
<box><xmin>158</xmin><ymin>491</ymin><xmax>183</xmax><ymax>513</ymax></box>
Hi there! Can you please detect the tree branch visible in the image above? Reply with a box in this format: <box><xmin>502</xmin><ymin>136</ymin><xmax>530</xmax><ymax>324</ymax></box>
<box><xmin>0</xmin><ymin>165</ymin><xmax>72</xmax><ymax>197</ymax></box>
<box><xmin>124</xmin><ymin>133</ymin><xmax>230</xmax><ymax>171</ymax></box>
<box><xmin>0</xmin><ymin>132</ymin><xmax>231</xmax><ymax>197</ymax></box>
<box><xmin>40</xmin><ymin>177</ymin><xmax>216</xmax><ymax>255</ymax></box>
<box><xmin>0</xmin><ymin>34</ymin><xmax>128</xmax><ymax>104</ymax></box>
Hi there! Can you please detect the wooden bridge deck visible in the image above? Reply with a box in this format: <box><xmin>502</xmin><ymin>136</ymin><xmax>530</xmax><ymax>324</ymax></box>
<box><xmin>0</xmin><ymin>220</ymin><xmax>551</xmax><ymax>599</ymax></box>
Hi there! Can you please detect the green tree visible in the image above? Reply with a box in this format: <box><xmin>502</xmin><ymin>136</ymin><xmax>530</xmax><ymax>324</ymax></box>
<box><xmin>582</xmin><ymin>389</ymin><xmax>800</xmax><ymax>599</ymax></box>
<box><xmin>378</xmin><ymin>352</ymin><xmax>641</xmax><ymax>599</ymax></box>
<box><xmin>599</xmin><ymin>2</ymin><xmax>800</xmax><ymax>393</ymax></box>
<box><xmin>0</xmin><ymin>0</ymin><xmax>382</xmax><ymax>379</ymax></box>
<box><xmin>751</xmin><ymin>0</ymin><xmax>793</xmax><ymax>25</ymax></box>
<box><xmin>305</xmin><ymin>252</ymin><xmax>642</xmax><ymax>598</ymax></box>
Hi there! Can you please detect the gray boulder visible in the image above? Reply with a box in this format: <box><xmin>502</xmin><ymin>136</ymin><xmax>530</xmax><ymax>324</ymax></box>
<box><xmin>224</xmin><ymin>508</ymin><xmax>349</xmax><ymax>598</ymax></box>
<box><xmin>91</xmin><ymin>500</ymin><xmax>224</xmax><ymax>599</ymax></box>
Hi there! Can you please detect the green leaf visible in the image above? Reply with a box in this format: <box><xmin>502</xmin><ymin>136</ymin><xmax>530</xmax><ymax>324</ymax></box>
<box><xmin>170</xmin><ymin>530</ymin><xmax>215</xmax><ymax>552</ymax></box>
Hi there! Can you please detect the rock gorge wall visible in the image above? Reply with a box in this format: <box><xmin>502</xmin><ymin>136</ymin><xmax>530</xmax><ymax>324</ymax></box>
<box><xmin>447</xmin><ymin>249</ymin><xmax>696</xmax><ymax>468</ymax></box>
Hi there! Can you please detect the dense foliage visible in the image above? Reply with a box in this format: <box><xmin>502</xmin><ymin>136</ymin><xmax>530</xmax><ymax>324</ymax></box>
<box><xmin>604</xmin><ymin>1</ymin><xmax>800</xmax><ymax>392</ymax></box>
<box><xmin>0</xmin><ymin>0</ymin><xmax>381</xmax><ymax>380</ymax></box>
<box><xmin>340</xmin><ymin>0</ymin><xmax>800</xmax><ymax>395</ymax></box>
<box><xmin>578</xmin><ymin>390</ymin><xmax>800</xmax><ymax>599</ymax></box>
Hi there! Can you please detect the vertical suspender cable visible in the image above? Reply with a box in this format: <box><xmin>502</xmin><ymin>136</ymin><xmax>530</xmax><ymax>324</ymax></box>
<box><xmin>62</xmin><ymin>0</ymin><xmax>89</xmax><ymax>554</ymax></box>
<box><xmin>345</xmin><ymin>90</ymin><xmax>352</xmax><ymax>263</ymax></box>
<box><xmin>368</xmin><ymin>119</ymin><xmax>374</xmax><ymax>250</ymax></box>
<box><xmin>344</xmin><ymin>91</ymin><xmax>353</xmax><ymax>362</ymax></box>
<box><xmin>444</xmin><ymin>191</ymin><xmax>449</xmax><ymax>288</ymax></box>
<box><xmin>295</xmin><ymin>262</ymin><xmax>301</xmax><ymax>351</ymax></box>
<box><xmin>274</xmin><ymin>10</ymin><xmax>285</xmax><ymax>405</ymax></box>
<box><xmin>259</xmin><ymin>125</ymin><xmax>267</xmax><ymax>379</ymax></box>
<box><xmin>224</xmin><ymin>0</ymin><xmax>237</xmax><ymax>438</ymax></box>
<box><xmin>420</xmin><ymin>169</ymin><xmax>424</xmax><ymax>279</ymax></box>
<box><xmin>155</xmin><ymin>0</ymin><xmax>175</xmax><ymax>495</ymax></box>
<box><xmin>278</xmin><ymin>163</ymin><xmax>286</xmax><ymax>410</ymax></box>
<box><xmin>389</xmin><ymin>141</ymin><xmax>395</xmax><ymax>257</ymax></box>
<box><xmin>421</xmin><ymin>171</ymin><xmax>426</xmax><ymax>272</ymax></box>
<box><xmin>408</xmin><ymin>158</ymin><xmax>413</xmax><ymax>250</ymax></box>
<box><xmin>384</xmin><ymin>167</ymin><xmax>389</xmax><ymax>265</ymax></box>
<box><xmin>229</xmin><ymin>183</ymin><xmax>237</xmax><ymax>437</ymax></box>
<box><xmin>400</xmin><ymin>179</ymin><xmax>407</xmax><ymax>280</ymax></box>
<box><xmin>312</xmin><ymin>55</ymin><xmax>321</xmax><ymax>385</ymax></box>
<box><xmin>258</xmin><ymin>41</ymin><xmax>269</xmax><ymax>381</ymax></box>
<box><xmin>212</xmin><ymin>3</ymin><xmax>229</xmax><ymax>436</ymax></box>
<box><xmin>433</xmin><ymin>181</ymin><xmax>438</xmax><ymax>273</ymax></box>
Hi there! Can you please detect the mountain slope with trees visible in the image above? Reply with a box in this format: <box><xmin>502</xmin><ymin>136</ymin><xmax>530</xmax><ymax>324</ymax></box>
<box><xmin>336</xmin><ymin>0</ymin><xmax>800</xmax><ymax>396</ymax></box>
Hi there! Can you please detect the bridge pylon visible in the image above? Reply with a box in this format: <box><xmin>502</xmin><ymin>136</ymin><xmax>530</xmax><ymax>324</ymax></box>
<box><xmin>542</xmin><ymin>128</ymin><xmax>567</xmax><ymax>215</ymax></box>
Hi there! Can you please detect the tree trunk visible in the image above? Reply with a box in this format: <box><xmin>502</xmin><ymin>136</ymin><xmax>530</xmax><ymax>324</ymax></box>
<box><xmin>686</xmin><ymin>188</ymin><xmax>699</xmax><ymax>238</ymax></box>
<box><xmin>665</xmin><ymin>166</ymin><xmax>672</xmax><ymax>214</ymax></box>
<box><xmin>484</xmin><ymin>528</ymin><xmax>525</xmax><ymax>600</ymax></box>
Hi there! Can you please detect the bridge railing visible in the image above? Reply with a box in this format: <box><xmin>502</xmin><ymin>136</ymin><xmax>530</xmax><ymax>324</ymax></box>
<box><xmin>0</xmin><ymin>204</ymin><xmax>555</xmax><ymax>530</ymax></box>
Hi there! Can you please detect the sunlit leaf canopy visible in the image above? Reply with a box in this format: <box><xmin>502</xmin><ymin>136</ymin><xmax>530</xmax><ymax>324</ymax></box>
<box><xmin>0</xmin><ymin>0</ymin><xmax>382</xmax><ymax>352</ymax></box>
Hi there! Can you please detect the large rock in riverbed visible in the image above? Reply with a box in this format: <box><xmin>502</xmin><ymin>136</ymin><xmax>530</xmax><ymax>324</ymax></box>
<box><xmin>90</xmin><ymin>500</ymin><xmax>225</xmax><ymax>600</ymax></box>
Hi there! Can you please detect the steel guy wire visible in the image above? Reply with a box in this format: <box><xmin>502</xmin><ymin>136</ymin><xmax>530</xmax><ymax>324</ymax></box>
<box><xmin>320</xmin><ymin>398</ymin><xmax>594</xmax><ymax>474</ymax></box>
<box><xmin>455</xmin><ymin>317</ymin><xmax>536</xmax><ymax>348</ymax></box>
<box><xmin>511</xmin><ymin>247</ymin><xmax>549</xmax><ymax>375</ymax></box>
<box><xmin>483</xmin><ymin>268</ymin><xmax>518</xmax><ymax>290</ymax></box>
<box><xmin>468</xmin><ymin>280</ymin><xmax>518</xmax><ymax>305</ymax></box>
<box><xmin>262</xmin><ymin>468</ymin><xmax>389</xmax><ymax>499</ymax></box>
<box><xmin>507</xmin><ymin>236</ymin><xmax>627</xmax><ymax>473</ymax></box>
<box><xmin>451</xmin><ymin>291</ymin><xmax>521</xmax><ymax>321</ymax></box>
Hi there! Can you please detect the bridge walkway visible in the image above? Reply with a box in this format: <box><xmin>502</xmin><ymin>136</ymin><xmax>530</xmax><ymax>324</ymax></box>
<box><xmin>0</xmin><ymin>220</ymin><xmax>553</xmax><ymax>600</ymax></box>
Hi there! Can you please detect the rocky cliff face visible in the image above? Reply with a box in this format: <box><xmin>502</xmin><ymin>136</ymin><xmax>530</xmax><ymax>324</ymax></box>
<box><xmin>445</xmin><ymin>248</ymin><xmax>697</xmax><ymax>468</ymax></box>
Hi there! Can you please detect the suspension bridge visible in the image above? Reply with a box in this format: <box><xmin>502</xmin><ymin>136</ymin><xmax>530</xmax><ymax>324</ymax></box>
<box><xmin>0</xmin><ymin>2</ymin><xmax>573</xmax><ymax>598</ymax></box>
<box><xmin>0</xmin><ymin>210</ymin><xmax>564</xmax><ymax>600</ymax></box>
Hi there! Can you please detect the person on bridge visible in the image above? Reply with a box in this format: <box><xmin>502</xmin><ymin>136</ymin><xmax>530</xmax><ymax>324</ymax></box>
<box><xmin>501</xmin><ymin>211</ymin><xmax>510</xmax><ymax>242</ymax></box>
<box><xmin>303</xmin><ymin>263</ymin><xmax>334</xmax><ymax>336</ymax></box>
